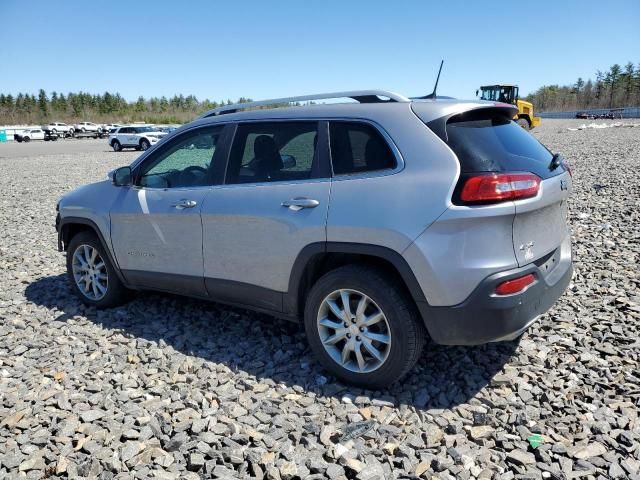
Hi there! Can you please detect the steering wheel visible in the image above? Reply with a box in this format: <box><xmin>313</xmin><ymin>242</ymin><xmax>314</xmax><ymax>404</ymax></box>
<box><xmin>178</xmin><ymin>165</ymin><xmax>209</xmax><ymax>186</ymax></box>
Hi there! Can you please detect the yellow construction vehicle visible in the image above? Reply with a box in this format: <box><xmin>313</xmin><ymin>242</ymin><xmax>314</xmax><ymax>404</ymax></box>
<box><xmin>476</xmin><ymin>84</ymin><xmax>541</xmax><ymax>129</ymax></box>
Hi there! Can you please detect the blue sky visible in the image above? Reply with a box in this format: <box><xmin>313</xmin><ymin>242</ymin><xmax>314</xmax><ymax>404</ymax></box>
<box><xmin>0</xmin><ymin>0</ymin><xmax>638</xmax><ymax>102</ymax></box>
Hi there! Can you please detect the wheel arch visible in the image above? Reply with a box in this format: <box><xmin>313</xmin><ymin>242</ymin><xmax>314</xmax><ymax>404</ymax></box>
<box><xmin>517</xmin><ymin>113</ymin><xmax>532</xmax><ymax>126</ymax></box>
<box><xmin>58</xmin><ymin>217</ymin><xmax>127</xmax><ymax>285</ymax></box>
<box><xmin>285</xmin><ymin>242</ymin><xmax>427</xmax><ymax>318</ymax></box>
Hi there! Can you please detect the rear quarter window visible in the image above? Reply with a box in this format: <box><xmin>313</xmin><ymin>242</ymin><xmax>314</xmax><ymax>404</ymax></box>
<box><xmin>329</xmin><ymin>122</ymin><xmax>396</xmax><ymax>175</ymax></box>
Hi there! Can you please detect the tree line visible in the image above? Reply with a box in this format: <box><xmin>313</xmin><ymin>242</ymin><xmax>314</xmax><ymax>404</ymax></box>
<box><xmin>524</xmin><ymin>61</ymin><xmax>640</xmax><ymax>112</ymax></box>
<box><xmin>0</xmin><ymin>91</ymin><xmax>254</xmax><ymax>125</ymax></box>
<box><xmin>2</xmin><ymin>61</ymin><xmax>639</xmax><ymax>124</ymax></box>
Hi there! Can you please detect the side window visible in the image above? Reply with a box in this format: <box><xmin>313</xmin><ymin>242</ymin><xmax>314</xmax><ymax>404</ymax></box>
<box><xmin>137</xmin><ymin>126</ymin><xmax>223</xmax><ymax>189</ymax></box>
<box><xmin>226</xmin><ymin>122</ymin><xmax>318</xmax><ymax>184</ymax></box>
<box><xmin>329</xmin><ymin>122</ymin><xmax>396</xmax><ymax>175</ymax></box>
<box><xmin>119</xmin><ymin>127</ymin><xmax>131</xmax><ymax>134</ymax></box>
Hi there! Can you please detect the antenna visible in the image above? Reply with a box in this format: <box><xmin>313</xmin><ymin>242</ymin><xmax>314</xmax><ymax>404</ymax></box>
<box><xmin>417</xmin><ymin>60</ymin><xmax>444</xmax><ymax>100</ymax></box>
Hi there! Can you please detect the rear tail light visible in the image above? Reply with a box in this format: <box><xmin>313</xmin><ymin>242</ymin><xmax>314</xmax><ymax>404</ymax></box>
<box><xmin>460</xmin><ymin>173</ymin><xmax>540</xmax><ymax>204</ymax></box>
<box><xmin>495</xmin><ymin>273</ymin><xmax>535</xmax><ymax>295</ymax></box>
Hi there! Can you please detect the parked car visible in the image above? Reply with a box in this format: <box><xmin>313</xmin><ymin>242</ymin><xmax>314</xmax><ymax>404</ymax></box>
<box><xmin>14</xmin><ymin>128</ymin><xmax>46</xmax><ymax>142</ymax></box>
<box><xmin>108</xmin><ymin>125</ymin><xmax>167</xmax><ymax>151</ymax></box>
<box><xmin>42</xmin><ymin>122</ymin><xmax>74</xmax><ymax>136</ymax></box>
<box><xmin>74</xmin><ymin>122</ymin><xmax>101</xmax><ymax>133</ymax></box>
<box><xmin>154</xmin><ymin>126</ymin><xmax>179</xmax><ymax>134</ymax></box>
<box><xmin>56</xmin><ymin>90</ymin><xmax>573</xmax><ymax>388</ymax></box>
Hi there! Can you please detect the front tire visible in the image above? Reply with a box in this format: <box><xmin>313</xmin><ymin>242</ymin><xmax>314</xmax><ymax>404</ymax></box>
<box><xmin>517</xmin><ymin>117</ymin><xmax>530</xmax><ymax>129</ymax></box>
<box><xmin>304</xmin><ymin>265</ymin><xmax>426</xmax><ymax>389</ymax></box>
<box><xmin>140</xmin><ymin>139</ymin><xmax>150</xmax><ymax>151</ymax></box>
<box><xmin>112</xmin><ymin>140</ymin><xmax>122</xmax><ymax>152</ymax></box>
<box><xmin>66</xmin><ymin>231</ymin><xmax>131</xmax><ymax>308</ymax></box>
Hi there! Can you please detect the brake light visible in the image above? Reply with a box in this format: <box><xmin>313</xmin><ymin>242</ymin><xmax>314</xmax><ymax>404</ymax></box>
<box><xmin>495</xmin><ymin>273</ymin><xmax>535</xmax><ymax>295</ymax></box>
<box><xmin>460</xmin><ymin>173</ymin><xmax>540</xmax><ymax>204</ymax></box>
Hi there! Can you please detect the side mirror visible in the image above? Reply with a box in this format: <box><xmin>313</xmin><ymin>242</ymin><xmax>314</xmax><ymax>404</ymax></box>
<box><xmin>281</xmin><ymin>154</ymin><xmax>296</xmax><ymax>169</ymax></box>
<box><xmin>113</xmin><ymin>166</ymin><xmax>132</xmax><ymax>186</ymax></box>
<box><xmin>475</xmin><ymin>89</ymin><xmax>479</xmax><ymax>97</ymax></box>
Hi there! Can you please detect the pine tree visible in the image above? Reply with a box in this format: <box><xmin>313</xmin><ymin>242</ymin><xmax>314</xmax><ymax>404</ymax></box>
<box><xmin>38</xmin><ymin>89</ymin><xmax>49</xmax><ymax>119</ymax></box>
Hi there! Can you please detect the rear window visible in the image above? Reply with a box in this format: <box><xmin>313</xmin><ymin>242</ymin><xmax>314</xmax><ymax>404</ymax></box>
<box><xmin>435</xmin><ymin>110</ymin><xmax>563</xmax><ymax>179</ymax></box>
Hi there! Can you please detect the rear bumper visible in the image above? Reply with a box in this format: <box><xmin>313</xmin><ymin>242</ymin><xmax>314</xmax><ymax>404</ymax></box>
<box><xmin>418</xmin><ymin>244</ymin><xmax>572</xmax><ymax>345</ymax></box>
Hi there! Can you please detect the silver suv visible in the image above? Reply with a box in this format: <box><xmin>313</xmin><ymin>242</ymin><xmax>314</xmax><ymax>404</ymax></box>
<box><xmin>56</xmin><ymin>90</ymin><xmax>573</xmax><ymax>388</ymax></box>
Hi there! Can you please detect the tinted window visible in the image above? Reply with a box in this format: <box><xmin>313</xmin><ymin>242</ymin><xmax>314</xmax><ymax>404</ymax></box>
<box><xmin>137</xmin><ymin>126</ymin><xmax>223</xmax><ymax>188</ymax></box>
<box><xmin>226</xmin><ymin>122</ymin><xmax>318</xmax><ymax>184</ymax></box>
<box><xmin>441</xmin><ymin>110</ymin><xmax>562</xmax><ymax>179</ymax></box>
<box><xmin>329</xmin><ymin>122</ymin><xmax>396</xmax><ymax>175</ymax></box>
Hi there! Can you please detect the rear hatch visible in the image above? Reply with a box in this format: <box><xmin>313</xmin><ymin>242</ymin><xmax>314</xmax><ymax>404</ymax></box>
<box><xmin>420</xmin><ymin>105</ymin><xmax>571</xmax><ymax>266</ymax></box>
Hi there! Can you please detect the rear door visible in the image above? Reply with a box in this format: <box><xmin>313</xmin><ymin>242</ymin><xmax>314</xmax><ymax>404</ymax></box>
<box><xmin>200</xmin><ymin>121</ymin><xmax>330</xmax><ymax>311</ymax></box>
<box><xmin>128</xmin><ymin>128</ymin><xmax>141</xmax><ymax>146</ymax></box>
<box><xmin>435</xmin><ymin>108</ymin><xmax>572</xmax><ymax>266</ymax></box>
<box><xmin>117</xmin><ymin>127</ymin><xmax>132</xmax><ymax>145</ymax></box>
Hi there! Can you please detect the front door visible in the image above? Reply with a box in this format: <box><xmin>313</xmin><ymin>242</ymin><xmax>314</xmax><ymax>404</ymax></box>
<box><xmin>110</xmin><ymin>124</ymin><xmax>228</xmax><ymax>296</ymax></box>
<box><xmin>201</xmin><ymin>121</ymin><xmax>330</xmax><ymax>312</ymax></box>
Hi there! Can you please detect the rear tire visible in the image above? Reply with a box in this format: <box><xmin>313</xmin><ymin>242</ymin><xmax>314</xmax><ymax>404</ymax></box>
<box><xmin>23</xmin><ymin>136</ymin><xmax>31</xmax><ymax>142</ymax></box>
<box><xmin>304</xmin><ymin>265</ymin><xmax>426</xmax><ymax>389</ymax></box>
<box><xmin>112</xmin><ymin>140</ymin><xmax>122</xmax><ymax>152</ymax></box>
<box><xmin>66</xmin><ymin>231</ymin><xmax>131</xmax><ymax>308</ymax></box>
<box><xmin>517</xmin><ymin>117</ymin><xmax>530</xmax><ymax>129</ymax></box>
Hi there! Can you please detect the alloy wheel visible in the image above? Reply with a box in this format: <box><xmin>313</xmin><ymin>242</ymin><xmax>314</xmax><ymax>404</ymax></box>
<box><xmin>72</xmin><ymin>244</ymin><xmax>108</xmax><ymax>300</ymax></box>
<box><xmin>317</xmin><ymin>289</ymin><xmax>391</xmax><ymax>373</ymax></box>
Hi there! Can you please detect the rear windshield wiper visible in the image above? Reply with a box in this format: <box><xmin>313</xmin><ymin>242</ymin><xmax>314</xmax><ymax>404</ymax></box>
<box><xmin>549</xmin><ymin>153</ymin><xmax>563</xmax><ymax>171</ymax></box>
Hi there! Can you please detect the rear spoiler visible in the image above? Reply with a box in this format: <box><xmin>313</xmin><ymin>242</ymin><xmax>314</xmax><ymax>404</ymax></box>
<box><xmin>418</xmin><ymin>104</ymin><xmax>518</xmax><ymax>143</ymax></box>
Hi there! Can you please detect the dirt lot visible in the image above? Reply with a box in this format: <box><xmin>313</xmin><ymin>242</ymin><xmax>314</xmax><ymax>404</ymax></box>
<box><xmin>0</xmin><ymin>138</ymin><xmax>111</xmax><ymax>159</ymax></box>
<box><xmin>0</xmin><ymin>120</ymin><xmax>638</xmax><ymax>479</ymax></box>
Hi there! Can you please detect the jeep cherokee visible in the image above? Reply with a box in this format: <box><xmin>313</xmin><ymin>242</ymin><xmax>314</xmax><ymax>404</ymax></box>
<box><xmin>56</xmin><ymin>90</ymin><xmax>573</xmax><ymax>388</ymax></box>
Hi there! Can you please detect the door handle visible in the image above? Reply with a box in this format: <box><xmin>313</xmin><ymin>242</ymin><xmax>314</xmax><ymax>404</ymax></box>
<box><xmin>172</xmin><ymin>199</ymin><xmax>197</xmax><ymax>209</ymax></box>
<box><xmin>281</xmin><ymin>198</ymin><xmax>320</xmax><ymax>211</ymax></box>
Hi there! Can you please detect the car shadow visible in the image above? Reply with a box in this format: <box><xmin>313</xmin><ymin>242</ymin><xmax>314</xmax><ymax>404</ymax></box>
<box><xmin>24</xmin><ymin>274</ymin><xmax>519</xmax><ymax>411</ymax></box>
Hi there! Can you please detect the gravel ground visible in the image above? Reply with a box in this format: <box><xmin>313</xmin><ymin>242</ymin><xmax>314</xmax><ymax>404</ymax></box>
<box><xmin>0</xmin><ymin>119</ymin><xmax>638</xmax><ymax>479</ymax></box>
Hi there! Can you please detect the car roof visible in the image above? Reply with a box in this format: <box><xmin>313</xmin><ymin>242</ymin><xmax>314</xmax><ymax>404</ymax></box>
<box><xmin>189</xmin><ymin>97</ymin><xmax>507</xmax><ymax>127</ymax></box>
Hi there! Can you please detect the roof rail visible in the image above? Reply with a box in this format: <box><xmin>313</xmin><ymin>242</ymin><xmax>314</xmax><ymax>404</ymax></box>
<box><xmin>198</xmin><ymin>90</ymin><xmax>410</xmax><ymax>118</ymax></box>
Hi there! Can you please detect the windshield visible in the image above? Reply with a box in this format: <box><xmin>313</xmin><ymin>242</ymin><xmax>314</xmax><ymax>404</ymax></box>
<box><xmin>480</xmin><ymin>86</ymin><xmax>516</xmax><ymax>104</ymax></box>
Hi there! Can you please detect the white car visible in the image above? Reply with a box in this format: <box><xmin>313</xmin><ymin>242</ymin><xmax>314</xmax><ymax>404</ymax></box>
<box><xmin>15</xmin><ymin>128</ymin><xmax>46</xmax><ymax>142</ymax></box>
<box><xmin>74</xmin><ymin>122</ymin><xmax>101</xmax><ymax>133</ymax></box>
<box><xmin>108</xmin><ymin>125</ymin><xmax>167</xmax><ymax>152</ymax></box>
<box><xmin>42</xmin><ymin>122</ymin><xmax>74</xmax><ymax>135</ymax></box>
